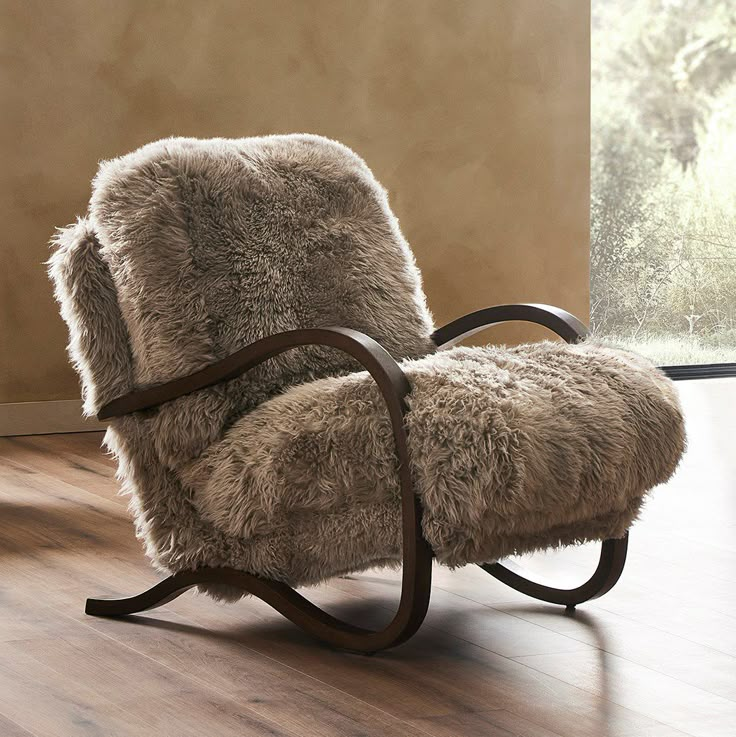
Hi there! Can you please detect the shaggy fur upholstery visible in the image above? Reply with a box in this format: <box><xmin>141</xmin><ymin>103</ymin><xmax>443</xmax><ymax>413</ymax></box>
<box><xmin>49</xmin><ymin>134</ymin><xmax>685</xmax><ymax>594</ymax></box>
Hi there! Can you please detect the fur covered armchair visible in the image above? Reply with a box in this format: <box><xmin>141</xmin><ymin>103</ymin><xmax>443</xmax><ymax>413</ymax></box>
<box><xmin>49</xmin><ymin>135</ymin><xmax>685</xmax><ymax>652</ymax></box>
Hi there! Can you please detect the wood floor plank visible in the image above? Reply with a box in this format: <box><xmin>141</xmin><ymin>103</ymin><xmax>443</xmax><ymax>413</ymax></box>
<box><xmin>0</xmin><ymin>435</ymin><xmax>122</xmax><ymax>507</ymax></box>
<box><xmin>407</xmin><ymin>709</ymin><xmax>564</xmax><ymax>737</ymax></box>
<box><xmin>491</xmin><ymin>602</ymin><xmax>736</xmax><ymax>701</ymax></box>
<box><xmin>0</xmin><ymin>714</ymin><xmax>39</xmax><ymax>737</ymax></box>
<box><xmin>514</xmin><ymin>648</ymin><xmax>736</xmax><ymax>737</ymax></box>
<box><xmin>406</xmin><ymin>708</ymin><xmax>692</xmax><ymax>737</ymax></box>
<box><xmin>3</xmin><ymin>635</ymin><xmax>311</xmax><ymax>737</ymax></box>
<box><xmin>0</xmin><ymin>644</ymin><xmax>158</xmax><ymax>737</ymax></box>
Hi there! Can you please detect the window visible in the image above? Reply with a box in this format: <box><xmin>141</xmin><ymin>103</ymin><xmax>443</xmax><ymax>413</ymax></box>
<box><xmin>591</xmin><ymin>0</ymin><xmax>736</xmax><ymax>371</ymax></box>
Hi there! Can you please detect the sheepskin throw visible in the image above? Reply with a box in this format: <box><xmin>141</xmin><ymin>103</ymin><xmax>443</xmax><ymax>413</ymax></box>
<box><xmin>49</xmin><ymin>135</ymin><xmax>685</xmax><ymax>592</ymax></box>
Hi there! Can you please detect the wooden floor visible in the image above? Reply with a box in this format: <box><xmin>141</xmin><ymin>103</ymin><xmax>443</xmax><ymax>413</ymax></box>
<box><xmin>0</xmin><ymin>379</ymin><xmax>734</xmax><ymax>737</ymax></box>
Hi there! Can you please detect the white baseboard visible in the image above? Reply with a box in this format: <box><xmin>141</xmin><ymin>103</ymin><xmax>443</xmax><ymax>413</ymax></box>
<box><xmin>0</xmin><ymin>400</ymin><xmax>107</xmax><ymax>437</ymax></box>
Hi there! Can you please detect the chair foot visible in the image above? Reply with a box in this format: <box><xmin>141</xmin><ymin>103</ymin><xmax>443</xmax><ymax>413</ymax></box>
<box><xmin>479</xmin><ymin>534</ymin><xmax>629</xmax><ymax>607</ymax></box>
<box><xmin>85</xmin><ymin>572</ymin><xmax>204</xmax><ymax>617</ymax></box>
<box><xmin>86</xmin><ymin>556</ymin><xmax>432</xmax><ymax>654</ymax></box>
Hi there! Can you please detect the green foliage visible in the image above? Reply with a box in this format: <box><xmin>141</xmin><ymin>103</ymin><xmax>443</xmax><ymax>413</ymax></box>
<box><xmin>591</xmin><ymin>0</ymin><xmax>736</xmax><ymax>352</ymax></box>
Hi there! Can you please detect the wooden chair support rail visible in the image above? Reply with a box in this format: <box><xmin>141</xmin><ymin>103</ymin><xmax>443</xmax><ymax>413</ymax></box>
<box><xmin>431</xmin><ymin>303</ymin><xmax>589</xmax><ymax>349</ymax></box>
<box><xmin>431</xmin><ymin>303</ymin><xmax>628</xmax><ymax>610</ymax></box>
<box><xmin>481</xmin><ymin>534</ymin><xmax>629</xmax><ymax>607</ymax></box>
<box><xmin>91</xmin><ymin>327</ymin><xmax>432</xmax><ymax>654</ymax></box>
<box><xmin>99</xmin><ymin>327</ymin><xmax>410</xmax><ymax>420</ymax></box>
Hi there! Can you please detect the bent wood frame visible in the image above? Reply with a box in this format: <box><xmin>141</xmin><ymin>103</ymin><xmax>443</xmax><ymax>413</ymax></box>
<box><xmin>87</xmin><ymin>305</ymin><xmax>629</xmax><ymax>652</ymax></box>
<box><xmin>429</xmin><ymin>303</ymin><xmax>628</xmax><ymax>608</ymax></box>
<box><xmin>95</xmin><ymin>327</ymin><xmax>433</xmax><ymax>654</ymax></box>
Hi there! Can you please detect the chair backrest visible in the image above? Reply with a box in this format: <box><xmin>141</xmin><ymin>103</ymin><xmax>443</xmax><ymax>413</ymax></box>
<box><xmin>50</xmin><ymin>135</ymin><xmax>435</xmax><ymax>464</ymax></box>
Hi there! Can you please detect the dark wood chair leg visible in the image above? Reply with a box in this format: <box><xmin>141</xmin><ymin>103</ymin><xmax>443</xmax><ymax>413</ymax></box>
<box><xmin>88</xmin><ymin>326</ymin><xmax>434</xmax><ymax>653</ymax></box>
<box><xmin>433</xmin><ymin>306</ymin><xmax>631</xmax><ymax>610</ymax></box>
<box><xmin>87</xmin><ymin>534</ymin><xmax>626</xmax><ymax>651</ymax></box>
<box><xmin>479</xmin><ymin>533</ymin><xmax>629</xmax><ymax>608</ymax></box>
<box><xmin>86</xmin><ymin>549</ymin><xmax>433</xmax><ymax>655</ymax></box>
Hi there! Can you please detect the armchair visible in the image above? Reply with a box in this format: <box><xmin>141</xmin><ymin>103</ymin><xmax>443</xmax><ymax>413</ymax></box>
<box><xmin>50</xmin><ymin>135</ymin><xmax>684</xmax><ymax>653</ymax></box>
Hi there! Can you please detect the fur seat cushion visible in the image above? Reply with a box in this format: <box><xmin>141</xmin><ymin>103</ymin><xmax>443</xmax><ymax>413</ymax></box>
<box><xmin>179</xmin><ymin>340</ymin><xmax>684</xmax><ymax>586</ymax></box>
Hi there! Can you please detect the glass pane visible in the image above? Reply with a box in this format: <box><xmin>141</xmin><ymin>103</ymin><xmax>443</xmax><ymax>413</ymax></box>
<box><xmin>591</xmin><ymin>0</ymin><xmax>736</xmax><ymax>366</ymax></box>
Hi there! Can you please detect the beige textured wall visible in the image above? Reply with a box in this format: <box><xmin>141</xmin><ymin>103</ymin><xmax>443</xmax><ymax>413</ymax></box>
<box><xmin>0</xmin><ymin>0</ymin><xmax>590</xmax><ymax>403</ymax></box>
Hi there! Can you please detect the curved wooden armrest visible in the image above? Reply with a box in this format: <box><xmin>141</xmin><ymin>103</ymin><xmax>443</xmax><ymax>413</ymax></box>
<box><xmin>95</xmin><ymin>326</ymin><xmax>432</xmax><ymax>652</ymax></box>
<box><xmin>431</xmin><ymin>303</ymin><xmax>588</xmax><ymax>348</ymax></box>
<box><xmin>98</xmin><ymin>327</ymin><xmax>410</xmax><ymax>419</ymax></box>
